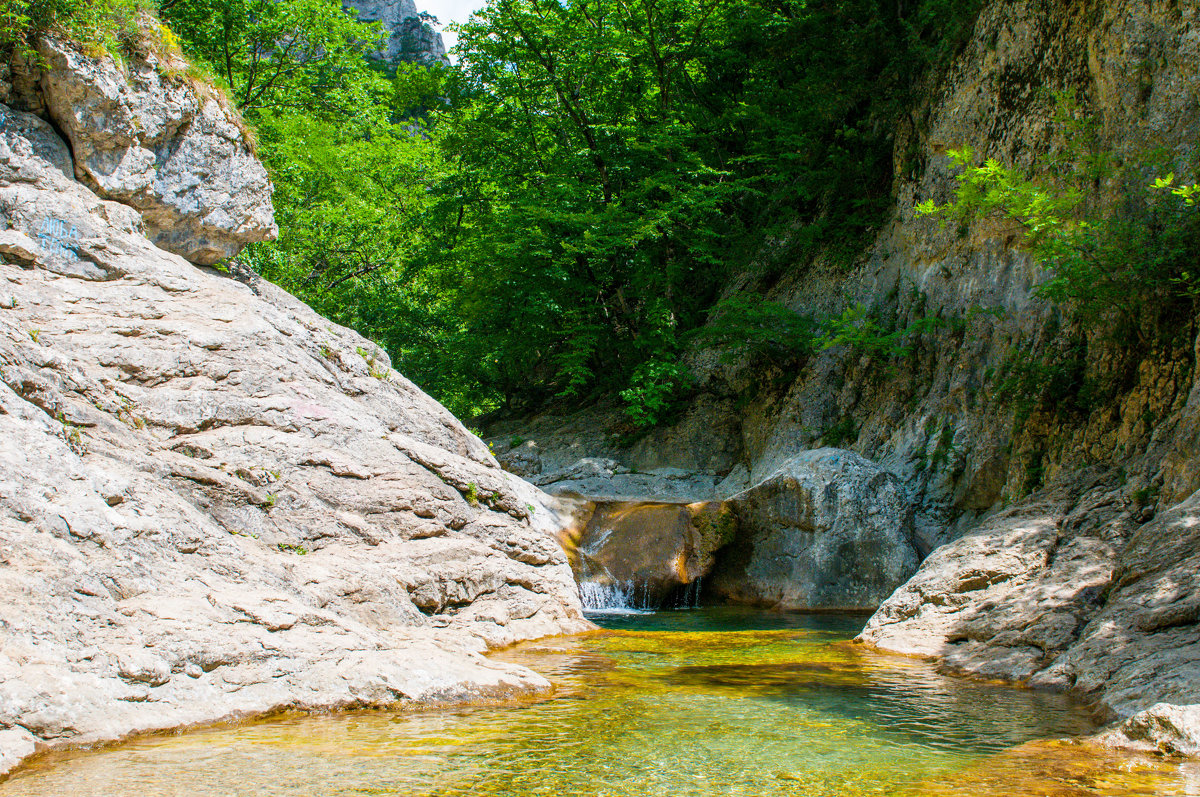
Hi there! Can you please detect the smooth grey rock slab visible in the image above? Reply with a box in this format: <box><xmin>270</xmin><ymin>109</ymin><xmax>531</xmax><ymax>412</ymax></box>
<box><xmin>0</xmin><ymin>105</ymin><xmax>588</xmax><ymax>777</ymax></box>
<box><xmin>709</xmin><ymin>448</ymin><xmax>920</xmax><ymax>610</ymax></box>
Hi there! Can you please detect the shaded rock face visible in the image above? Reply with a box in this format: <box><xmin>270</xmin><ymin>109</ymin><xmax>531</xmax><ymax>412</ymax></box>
<box><xmin>859</xmin><ymin>475</ymin><xmax>1131</xmax><ymax>680</ymax></box>
<box><xmin>709</xmin><ymin>449</ymin><xmax>919</xmax><ymax>610</ymax></box>
<box><xmin>343</xmin><ymin>0</ymin><xmax>449</xmax><ymax>64</ymax></box>
<box><xmin>563</xmin><ymin>500</ymin><xmax>733</xmax><ymax>607</ymax></box>
<box><xmin>35</xmin><ymin>38</ymin><xmax>277</xmax><ymax>264</ymax></box>
<box><xmin>0</xmin><ymin>105</ymin><xmax>588</xmax><ymax>775</ymax></box>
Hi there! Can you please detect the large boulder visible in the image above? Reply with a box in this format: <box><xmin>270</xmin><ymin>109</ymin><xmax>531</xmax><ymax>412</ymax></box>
<box><xmin>708</xmin><ymin>449</ymin><xmax>919</xmax><ymax>610</ymax></box>
<box><xmin>0</xmin><ymin>105</ymin><xmax>587</xmax><ymax>776</ymax></box>
<box><xmin>35</xmin><ymin>36</ymin><xmax>276</xmax><ymax>264</ymax></box>
<box><xmin>859</xmin><ymin>473</ymin><xmax>1200</xmax><ymax>723</ymax></box>
<box><xmin>858</xmin><ymin>480</ymin><xmax>1124</xmax><ymax>680</ymax></box>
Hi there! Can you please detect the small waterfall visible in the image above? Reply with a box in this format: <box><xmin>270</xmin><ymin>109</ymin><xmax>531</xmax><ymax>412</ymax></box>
<box><xmin>578</xmin><ymin>577</ymin><xmax>703</xmax><ymax>613</ymax></box>
<box><xmin>663</xmin><ymin>577</ymin><xmax>702</xmax><ymax>610</ymax></box>
<box><xmin>578</xmin><ymin>579</ymin><xmax>654</xmax><ymax>614</ymax></box>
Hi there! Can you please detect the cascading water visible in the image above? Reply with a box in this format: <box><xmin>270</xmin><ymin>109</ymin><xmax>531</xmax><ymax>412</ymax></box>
<box><xmin>577</xmin><ymin>580</ymin><xmax>645</xmax><ymax>613</ymax></box>
<box><xmin>669</xmin><ymin>576</ymin><xmax>703</xmax><ymax>609</ymax></box>
<box><xmin>577</xmin><ymin>576</ymin><xmax>703</xmax><ymax>613</ymax></box>
<box><xmin>574</xmin><ymin>519</ymin><xmax>704</xmax><ymax>613</ymax></box>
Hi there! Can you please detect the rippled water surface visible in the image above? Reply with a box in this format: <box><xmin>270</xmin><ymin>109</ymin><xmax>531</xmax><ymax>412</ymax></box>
<box><xmin>3</xmin><ymin>607</ymin><xmax>1196</xmax><ymax>796</ymax></box>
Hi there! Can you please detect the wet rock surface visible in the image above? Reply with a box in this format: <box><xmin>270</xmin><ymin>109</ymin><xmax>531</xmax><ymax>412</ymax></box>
<box><xmin>563</xmin><ymin>500</ymin><xmax>731</xmax><ymax>606</ymax></box>
<box><xmin>0</xmin><ymin>103</ymin><xmax>587</xmax><ymax>776</ymax></box>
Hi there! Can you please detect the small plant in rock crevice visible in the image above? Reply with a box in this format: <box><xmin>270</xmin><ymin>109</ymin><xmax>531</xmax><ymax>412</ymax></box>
<box><xmin>56</xmin><ymin>411</ymin><xmax>86</xmax><ymax>455</ymax></box>
<box><xmin>821</xmin><ymin>415</ymin><xmax>859</xmax><ymax>448</ymax></box>
<box><xmin>358</xmin><ymin>346</ymin><xmax>391</xmax><ymax>380</ymax></box>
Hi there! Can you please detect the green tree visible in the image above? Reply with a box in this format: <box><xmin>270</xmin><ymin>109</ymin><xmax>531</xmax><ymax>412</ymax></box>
<box><xmin>150</xmin><ymin>0</ymin><xmax>988</xmax><ymax>422</ymax></box>
<box><xmin>159</xmin><ymin>0</ymin><xmax>387</xmax><ymax>117</ymax></box>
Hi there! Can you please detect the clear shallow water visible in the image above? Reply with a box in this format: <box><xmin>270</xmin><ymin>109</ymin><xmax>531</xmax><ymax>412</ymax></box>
<box><xmin>3</xmin><ymin>607</ymin><xmax>1195</xmax><ymax>796</ymax></box>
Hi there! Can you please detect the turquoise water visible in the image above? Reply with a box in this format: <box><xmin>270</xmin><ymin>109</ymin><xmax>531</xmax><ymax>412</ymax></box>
<box><xmin>1</xmin><ymin>608</ymin><xmax>1193</xmax><ymax>796</ymax></box>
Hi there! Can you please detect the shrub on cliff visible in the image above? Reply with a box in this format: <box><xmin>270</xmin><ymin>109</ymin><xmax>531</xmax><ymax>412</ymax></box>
<box><xmin>0</xmin><ymin>0</ymin><xmax>153</xmax><ymax>54</ymax></box>
<box><xmin>918</xmin><ymin>98</ymin><xmax>1200</xmax><ymax>426</ymax></box>
<box><xmin>918</xmin><ymin>134</ymin><xmax>1200</xmax><ymax>347</ymax></box>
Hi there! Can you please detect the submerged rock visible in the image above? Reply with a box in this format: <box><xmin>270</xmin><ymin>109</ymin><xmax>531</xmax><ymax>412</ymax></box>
<box><xmin>709</xmin><ymin>449</ymin><xmax>919</xmax><ymax>610</ymax></box>
<box><xmin>0</xmin><ymin>103</ymin><xmax>587</xmax><ymax>776</ymax></box>
<box><xmin>36</xmin><ymin>37</ymin><xmax>277</xmax><ymax>264</ymax></box>
<box><xmin>1099</xmin><ymin>703</ymin><xmax>1200</xmax><ymax>757</ymax></box>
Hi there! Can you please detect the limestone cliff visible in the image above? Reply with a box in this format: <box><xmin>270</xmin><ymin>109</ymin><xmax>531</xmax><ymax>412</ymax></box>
<box><xmin>485</xmin><ymin>0</ymin><xmax>1200</xmax><ymax>745</ymax></box>
<box><xmin>0</xmin><ymin>37</ymin><xmax>585</xmax><ymax>776</ymax></box>
<box><xmin>344</xmin><ymin>0</ymin><xmax>449</xmax><ymax>64</ymax></box>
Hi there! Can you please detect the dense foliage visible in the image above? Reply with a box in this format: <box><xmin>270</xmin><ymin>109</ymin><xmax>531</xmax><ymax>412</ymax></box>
<box><xmin>1</xmin><ymin>0</ymin><xmax>154</xmax><ymax>53</ymax></box>
<box><xmin>4</xmin><ymin>0</ymin><xmax>986</xmax><ymax>421</ymax></box>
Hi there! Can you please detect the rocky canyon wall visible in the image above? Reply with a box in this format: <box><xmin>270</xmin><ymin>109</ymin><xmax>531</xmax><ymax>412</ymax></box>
<box><xmin>343</xmin><ymin>0</ymin><xmax>449</xmax><ymax>64</ymax></box>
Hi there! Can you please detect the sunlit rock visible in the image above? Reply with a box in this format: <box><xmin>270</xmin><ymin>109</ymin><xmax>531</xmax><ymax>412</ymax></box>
<box><xmin>36</xmin><ymin>37</ymin><xmax>277</xmax><ymax>264</ymax></box>
<box><xmin>0</xmin><ymin>102</ymin><xmax>588</xmax><ymax>777</ymax></box>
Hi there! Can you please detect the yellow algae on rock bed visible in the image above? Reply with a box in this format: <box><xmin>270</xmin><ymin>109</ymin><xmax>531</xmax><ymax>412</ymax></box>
<box><xmin>3</xmin><ymin>609</ymin><xmax>1192</xmax><ymax>797</ymax></box>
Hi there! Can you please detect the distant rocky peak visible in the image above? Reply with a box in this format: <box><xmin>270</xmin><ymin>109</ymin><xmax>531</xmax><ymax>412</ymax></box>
<box><xmin>343</xmin><ymin>0</ymin><xmax>450</xmax><ymax>65</ymax></box>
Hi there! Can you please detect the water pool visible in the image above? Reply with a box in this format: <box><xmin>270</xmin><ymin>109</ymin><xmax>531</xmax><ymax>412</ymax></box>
<box><xmin>2</xmin><ymin>607</ymin><xmax>1194</xmax><ymax>796</ymax></box>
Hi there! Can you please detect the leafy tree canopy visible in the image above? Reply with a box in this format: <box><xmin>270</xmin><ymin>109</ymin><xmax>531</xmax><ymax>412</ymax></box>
<box><xmin>3</xmin><ymin>0</ymin><xmax>987</xmax><ymax>422</ymax></box>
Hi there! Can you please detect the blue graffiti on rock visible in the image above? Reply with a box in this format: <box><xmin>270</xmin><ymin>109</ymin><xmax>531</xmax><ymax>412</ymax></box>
<box><xmin>36</xmin><ymin>217</ymin><xmax>78</xmax><ymax>259</ymax></box>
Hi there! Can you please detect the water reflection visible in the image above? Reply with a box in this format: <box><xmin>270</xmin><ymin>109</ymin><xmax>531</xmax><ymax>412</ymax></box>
<box><xmin>0</xmin><ymin>607</ymin><xmax>1190</xmax><ymax>797</ymax></box>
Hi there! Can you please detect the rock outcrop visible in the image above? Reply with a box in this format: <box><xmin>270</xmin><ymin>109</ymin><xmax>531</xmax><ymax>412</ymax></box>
<box><xmin>865</xmin><ymin>476</ymin><xmax>1200</xmax><ymax>725</ymax></box>
<box><xmin>35</xmin><ymin>37</ymin><xmax>276</xmax><ymax>265</ymax></box>
<box><xmin>708</xmin><ymin>449</ymin><xmax>919</xmax><ymax>610</ymax></box>
<box><xmin>0</xmin><ymin>53</ymin><xmax>585</xmax><ymax>775</ymax></box>
<box><xmin>343</xmin><ymin>0</ymin><xmax>449</xmax><ymax>64</ymax></box>
<box><xmin>532</xmin><ymin>457</ymin><xmax>728</xmax><ymax>503</ymax></box>
<box><xmin>859</xmin><ymin>473</ymin><xmax>1131</xmax><ymax>681</ymax></box>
